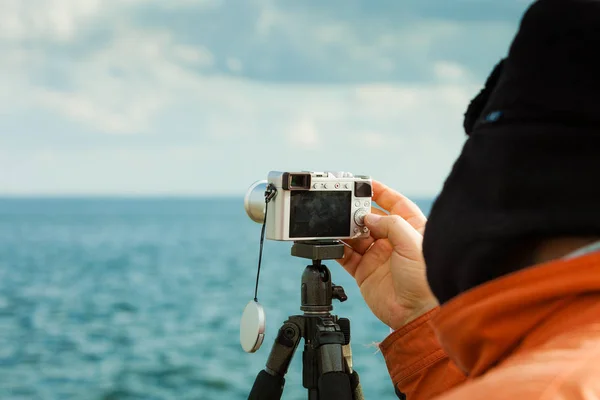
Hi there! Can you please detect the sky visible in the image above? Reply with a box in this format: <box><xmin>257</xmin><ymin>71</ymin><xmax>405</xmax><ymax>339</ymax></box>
<box><xmin>0</xmin><ymin>0</ymin><xmax>534</xmax><ymax>197</ymax></box>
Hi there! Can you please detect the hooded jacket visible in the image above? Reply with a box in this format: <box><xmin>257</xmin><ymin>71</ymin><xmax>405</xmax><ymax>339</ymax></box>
<box><xmin>379</xmin><ymin>251</ymin><xmax>600</xmax><ymax>399</ymax></box>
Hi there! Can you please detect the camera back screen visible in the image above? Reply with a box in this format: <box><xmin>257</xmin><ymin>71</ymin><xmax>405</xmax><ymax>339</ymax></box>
<box><xmin>289</xmin><ymin>191</ymin><xmax>352</xmax><ymax>238</ymax></box>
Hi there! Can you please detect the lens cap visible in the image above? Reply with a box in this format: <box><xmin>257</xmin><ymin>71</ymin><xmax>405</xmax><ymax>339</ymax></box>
<box><xmin>240</xmin><ymin>300</ymin><xmax>266</xmax><ymax>353</ymax></box>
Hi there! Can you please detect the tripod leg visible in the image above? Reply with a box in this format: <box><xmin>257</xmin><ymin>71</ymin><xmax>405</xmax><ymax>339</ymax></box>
<box><xmin>317</xmin><ymin>343</ymin><xmax>353</xmax><ymax>400</ymax></box>
<box><xmin>302</xmin><ymin>319</ymin><xmax>354</xmax><ymax>400</ymax></box>
<box><xmin>248</xmin><ymin>321</ymin><xmax>301</xmax><ymax>400</ymax></box>
<box><xmin>343</xmin><ymin>343</ymin><xmax>365</xmax><ymax>400</ymax></box>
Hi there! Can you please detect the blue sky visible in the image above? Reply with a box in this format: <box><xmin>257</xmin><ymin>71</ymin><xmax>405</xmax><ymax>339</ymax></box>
<box><xmin>0</xmin><ymin>0</ymin><xmax>533</xmax><ymax>196</ymax></box>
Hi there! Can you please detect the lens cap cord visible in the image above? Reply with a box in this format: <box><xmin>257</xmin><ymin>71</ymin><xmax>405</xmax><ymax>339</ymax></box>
<box><xmin>240</xmin><ymin>185</ymin><xmax>277</xmax><ymax>354</ymax></box>
<box><xmin>254</xmin><ymin>184</ymin><xmax>277</xmax><ymax>302</ymax></box>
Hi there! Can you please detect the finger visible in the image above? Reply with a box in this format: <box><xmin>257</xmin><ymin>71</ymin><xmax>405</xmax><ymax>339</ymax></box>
<box><xmin>336</xmin><ymin>239</ymin><xmax>393</xmax><ymax>285</ymax></box>
<box><xmin>372</xmin><ymin>180</ymin><xmax>427</xmax><ymax>234</ymax></box>
<box><xmin>335</xmin><ymin>245</ymin><xmax>363</xmax><ymax>277</ymax></box>
<box><xmin>342</xmin><ymin>207</ymin><xmax>387</xmax><ymax>254</ymax></box>
<box><xmin>352</xmin><ymin>239</ymin><xmax>393</xmax><ymax>287</ymax></box>
<box><xmin>364</xmin><ymin>214</ymin><xmax>423</xmax><ymax>262</ymax></box>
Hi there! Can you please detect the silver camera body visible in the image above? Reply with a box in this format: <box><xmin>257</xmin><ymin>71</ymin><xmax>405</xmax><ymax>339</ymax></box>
<box><xmin>262</xmin><ymin>171</ymin><xmax>372</xmax><ymax>241</ymax></box>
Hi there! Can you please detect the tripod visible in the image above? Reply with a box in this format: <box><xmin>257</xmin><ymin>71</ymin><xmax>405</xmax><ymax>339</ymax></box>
<box><xmin>248</xmin><ymin>241</ymin><xmax>364</xmax><ymax>400</ymax></box>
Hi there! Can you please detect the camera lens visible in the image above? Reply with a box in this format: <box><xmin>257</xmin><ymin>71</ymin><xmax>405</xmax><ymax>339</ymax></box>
<box><xmin>244</xmin><ymin>180</ymin><xmax>268</xmax><ymax>223</ymax></box>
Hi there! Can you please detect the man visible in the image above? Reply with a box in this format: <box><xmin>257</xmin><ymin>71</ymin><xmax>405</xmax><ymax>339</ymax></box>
<box><xmin>338</xmin><ymin>0</ymin><xmax>600</xmax><ymax>398</ymax></box>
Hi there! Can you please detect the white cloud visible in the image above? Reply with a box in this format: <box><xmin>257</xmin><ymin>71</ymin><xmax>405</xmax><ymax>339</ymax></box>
<box><xmin>25</xmin><ymin>29</ymin><xmax>178</xmax><ymax>133</ymax></box>
<box><xmin>0</xmin><ymin>0</ymin><xmax>497</xmax><ymax>196</ymax></box>
<box><xmin>313</xmin><ymin>24</ymin><xmax>347</xmax><ymax>44</ymax></box>
<box><xmin>173</xmin><ymin>45</ymin><xmax>214</xmax><ymax>67</ymax></box>
<box><xmin>226</xmin><ymin>57</ymin><xmax>243</xmax><ymax>73</ymax></box>
<box><xmin>36</xmin><ymin>87</ymin><xmax>166</xmax><ymax>134</ymax></box>
<box><xmin>378</xmin><ymin>58</ymin><xmax>395</xmax><ymax>72</ymax></box>
<box><xmin>0</xmin><ymin>0</ymin><xmax>127</xmax><ymax>41</ymax></box>
<box><xmin>3</xmin><ymin>27</ymin><xmax>218</xmax><ymax>134</ymax></box>
<box><xmin>0</xmin><ymin>21</ymin><xmax>478</xmax><ymax>194</ymax></box>
<box><xmin>362</xmin><ymin>132</ymin><xmax>387</xmax><ymax>149</ymax></box>
<box><xmin>0</xmin><ymin>0</ymin><xmax>218</xmax><ymax>41</ymax></box>
<box><xmin>434</xmin><ymin>61</ymin><xmax>468</xmax><ymax>82</ymax></box>
<box><xmin>158</xmin><ymin>0</ymin><xmax>222</xmax><ymax>10</ymax></box>
<box><xmin>287</xmin><ymin>117</ymin><xmax>319</xmax><ymax>148</ymax></box>
<box><xmin>256</xmin><ymin>8</ymin><xmax>286</xmax><ymax>37</ymax></box>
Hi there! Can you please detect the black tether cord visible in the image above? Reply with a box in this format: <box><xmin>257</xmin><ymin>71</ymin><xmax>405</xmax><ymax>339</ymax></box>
<box><xmin>254</xmin><ymin>185</ymin><xmax>276</xmax><ymax>302</ymax></box>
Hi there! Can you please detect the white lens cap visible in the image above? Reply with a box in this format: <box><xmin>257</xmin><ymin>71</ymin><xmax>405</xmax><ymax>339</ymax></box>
<box><xmin>240</xmin><ymin>300</ymin><xmax>266</xmax><ymax>353</ymax></box>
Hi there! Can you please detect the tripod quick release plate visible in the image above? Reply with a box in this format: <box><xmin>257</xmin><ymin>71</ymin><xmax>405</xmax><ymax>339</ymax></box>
<box><xmin>291</xmin><ymin>241</ymin><xmax>345</xmax><ymax>261</ymax></box>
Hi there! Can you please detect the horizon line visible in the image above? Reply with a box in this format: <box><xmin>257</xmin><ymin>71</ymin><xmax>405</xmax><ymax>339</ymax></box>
<box><xmin>0</xmin><ymin>193</ymin><xmax>436</xmax><ymax>200</ymax></box>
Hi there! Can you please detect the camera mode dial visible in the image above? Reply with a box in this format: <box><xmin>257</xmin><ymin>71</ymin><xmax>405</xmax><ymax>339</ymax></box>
<box><xmin>354</xmin><ymin>209</ymin><xmax>368</xmax><ymax>226</ymax></box>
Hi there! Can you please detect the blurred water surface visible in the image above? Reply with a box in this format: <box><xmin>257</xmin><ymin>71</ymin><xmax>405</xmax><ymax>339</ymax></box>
<box><xmin>0</xmin><ymin>197</ymin><xmax>433</xmax><ymax>400</ymax></box>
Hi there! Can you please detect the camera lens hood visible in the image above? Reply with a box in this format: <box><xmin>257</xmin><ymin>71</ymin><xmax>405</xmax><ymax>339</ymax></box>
<box><xmin>244</xmin><ymin>180</ymin><xmax>268</xmax><ymax>223</ymax></box>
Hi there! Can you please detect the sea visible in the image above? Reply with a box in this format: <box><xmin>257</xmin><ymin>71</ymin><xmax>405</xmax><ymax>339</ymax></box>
<box><xmin>0</xmin><ymin>197</ymin><xmax>433</xmax><ymax>400</ymax></box>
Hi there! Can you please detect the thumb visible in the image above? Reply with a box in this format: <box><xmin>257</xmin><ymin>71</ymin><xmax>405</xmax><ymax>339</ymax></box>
<box><xmin>364</xmin><ymin>214</ymin><xmax>423</xmax><ymax>261</ymax></box>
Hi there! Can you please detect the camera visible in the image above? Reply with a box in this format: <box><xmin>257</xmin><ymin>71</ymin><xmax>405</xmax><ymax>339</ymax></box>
<box><xmin>244</xmin><ymin>171</ymin><xmax>372</xmax><ymax>241</ymax></box>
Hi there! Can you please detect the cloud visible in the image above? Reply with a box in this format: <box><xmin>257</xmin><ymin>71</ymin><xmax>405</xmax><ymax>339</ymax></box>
<box><xmin>172</xmin><ymin>44</ymin><xmax>214</xmax><ymax>67</ymax></box>
<box><xmin>0</xmin><ymin>0</ymin><xmax>160</xmax><ymax>42</ymax></box>
<box><xmin>122</xmin><ymin>0</ymin><xmax>524</xmax><ymax>85</ymax></box>
<box><xmin>434</xmin><ymin>61</ymin><xmax>469</xmax><ymax>82</ymax></box>
<box><xmin>0</xmin><ymin>35</ymin><xmax>477</xmax><ymax>195</ymax></box>
<box><xmin>226</xmin><ymin>58</ymin><xmax>243</xmax><ymax>73</ymax></box>
<box><xmin>0</xmin><ymin>0</ymin><xmax>526</xmax><ymax>195</ymax></box>
<box><xmin>255</xmin><ymin>7</ymin><xmax>286</xmax><ymax>37</ymax></box>
<box><xmin>287</xmin><ymin>117</ymin><xmax>319</xmax><ymax>148</ymax></box>
<box><xmin>26</xmin><ymin>29</ymin><xmax>183</xmax><ymax>134</ymax></box>
<box><xmin>221</xmin><ymin>0</ymin><xmax>524</xmax><ymax>84</ymax></box>
<box><xmin>0</xmin><ymin>0</ymin><xmax>100</xmax><ymax>41</ymax></box>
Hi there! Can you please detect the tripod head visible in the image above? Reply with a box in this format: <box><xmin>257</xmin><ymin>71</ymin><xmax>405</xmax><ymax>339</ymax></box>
<box><xmin>291</xmin><ymin>240</ymin><xmax>348</xmax><ymax>314</ymax></box>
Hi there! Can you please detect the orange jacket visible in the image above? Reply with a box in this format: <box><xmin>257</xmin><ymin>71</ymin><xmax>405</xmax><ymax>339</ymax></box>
<box><xmin>379</xmin><ymin>252</ymin><xmax>600</xmax><ymax>399</ymax></box>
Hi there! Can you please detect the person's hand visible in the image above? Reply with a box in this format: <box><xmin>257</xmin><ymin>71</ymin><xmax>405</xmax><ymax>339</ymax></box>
<box><xmin>336</xmin><ymin>181</ymin><xmax>439</xmax><ymax>330</ymax></box>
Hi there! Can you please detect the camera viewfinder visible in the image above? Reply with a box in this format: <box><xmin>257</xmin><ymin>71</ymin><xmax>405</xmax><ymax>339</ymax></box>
<box><xmin>354</xmin><ymin>182</ymin><xmax>372</xmax><ymax>198</ymax></box>
<box><xmin>283</xmin><ymin>173</ymin><xmax>311</xmax><ymax>190</ymax></box>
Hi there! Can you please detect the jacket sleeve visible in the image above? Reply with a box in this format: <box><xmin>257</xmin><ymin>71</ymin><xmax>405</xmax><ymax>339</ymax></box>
<box><xmin>379</xmin><ymin>308</ymin><xmax>467</xmax><ymax>399</ymax></box>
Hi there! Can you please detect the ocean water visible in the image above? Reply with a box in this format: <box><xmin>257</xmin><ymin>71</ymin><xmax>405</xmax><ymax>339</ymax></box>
<box><xmin>0</xmin><ymin>197</ymin><xmax>433</xmax><ymax>400</ymax></box>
